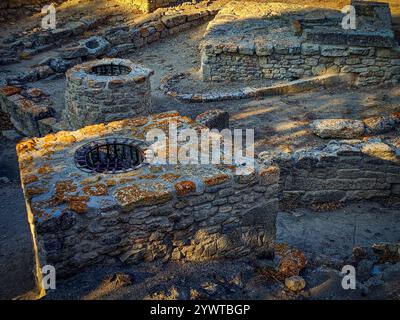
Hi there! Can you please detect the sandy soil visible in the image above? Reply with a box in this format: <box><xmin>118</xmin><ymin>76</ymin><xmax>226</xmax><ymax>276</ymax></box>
<box><xmin>41</xmin><ymin>201</ymin><xmax>400</xmax><ymax>300</ymax></box>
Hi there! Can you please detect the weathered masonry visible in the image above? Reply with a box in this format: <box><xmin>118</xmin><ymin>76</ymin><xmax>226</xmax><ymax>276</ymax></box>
<box><xmin>63</xmin><ymin>58</ymin><xmax>154</xmax><ymax>130</ymax></box>
<box><xmin>201</xmin><ymin>1</ymin><xmax>400</xmax><ymax>86</ymax></box>
<box><xmin>16</xmin><ymin>112</ymin><xmax>400</xmax><ymax>295</ymax></box>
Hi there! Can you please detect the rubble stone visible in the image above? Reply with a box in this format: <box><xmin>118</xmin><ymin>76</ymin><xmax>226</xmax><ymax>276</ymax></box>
<box><xmin>284</xmin><ymin>275</ymin><xmax>306</xmax><ymax>292</ymax></box>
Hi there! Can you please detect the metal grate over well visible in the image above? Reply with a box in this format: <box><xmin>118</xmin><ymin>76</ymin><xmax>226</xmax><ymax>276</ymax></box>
<box><xmin>74</xmin><ymin>138</ymin><xmax>144</xmax><ymax>174</ymax></box>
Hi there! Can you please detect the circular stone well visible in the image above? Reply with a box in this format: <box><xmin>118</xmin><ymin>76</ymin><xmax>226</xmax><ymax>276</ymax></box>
<box><xmin>63</xmin><ymin>58</ymin><xmax>154</xmax><ymax>130</ymax></box>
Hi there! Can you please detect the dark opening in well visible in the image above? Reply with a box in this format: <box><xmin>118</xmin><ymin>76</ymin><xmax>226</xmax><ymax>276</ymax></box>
<box><xmin>90</xmin><ymin>64</ymin><xmax>132</xmax><ymax>76</ymax></box>
<box><xmin>75</xmin><ymin>138</ymin><xmax>144</xmax><ymax>174</ymax></box>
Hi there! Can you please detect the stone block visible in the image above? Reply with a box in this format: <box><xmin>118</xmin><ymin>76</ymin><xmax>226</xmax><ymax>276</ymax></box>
<box><xmin>195</xmin><ymin>109</ymin><xmax>229</xmax><ymax>131</ymax></box>
<box><xmin>311</xmin><ymin>119</ymin><xmax>365</xmax><ymax>139</ymax></box>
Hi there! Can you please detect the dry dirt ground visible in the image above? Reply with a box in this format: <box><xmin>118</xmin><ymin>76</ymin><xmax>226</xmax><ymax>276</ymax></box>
<box><xmin>0</xmin><ymin>0</ymin><xmax>400</xmax><ymax>300</ymax></box>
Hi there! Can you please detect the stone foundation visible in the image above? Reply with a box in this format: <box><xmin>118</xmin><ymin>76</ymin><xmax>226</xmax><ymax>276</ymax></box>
<box><xmin>17</xmin><ymin>111</ymin><xmax>278</xmax><ymax>287</ymax></box>
<box><xmin>63</xmin><ymin>58</ymin><xmax>154</xmax><ymax>130</ymax></box>
<box><xmin>261</xmin><ymin>139</ymin><xmax>400</xmax><ymax>207</ymax></box>
<box><xmin>0</xmin><ymin>86</ymin><xmax>55</xmax><ymax>136</ymax></box>
<box><xmin>201</xmin><ymin>1</ymin><xmax>400</xmax><ymax>85</ymax></box>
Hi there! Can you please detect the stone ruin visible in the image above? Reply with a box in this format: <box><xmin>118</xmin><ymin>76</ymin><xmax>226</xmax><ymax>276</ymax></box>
<box><xmin>0</xmin><ymin>0</ymin><xmax>399</xmax><ymax>298</ymax></box>
<box><xmin>201</xmin><ymin>1</ymin><xmax>400</xmax><ymax>85</ymax></box>
<box><xmin>16</xmin><ymin>110</ymin><xmax>400</xmax><ymax>295</ymax></box>
<box><xmin>63</xmin><ymin>58</ymin><xmax>154</xmax><ymax>130</ymax></box>
<box><xmin>16</xmin><ymin>111</ymin><xmax>278</xmax><ymax>287</ymax></box>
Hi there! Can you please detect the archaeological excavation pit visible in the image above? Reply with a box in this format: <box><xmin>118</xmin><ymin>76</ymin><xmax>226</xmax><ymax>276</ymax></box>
<box><xmin>63</xmin><ymin>58</ymin><xmax>154</xmax><ymax>130</ymax></box>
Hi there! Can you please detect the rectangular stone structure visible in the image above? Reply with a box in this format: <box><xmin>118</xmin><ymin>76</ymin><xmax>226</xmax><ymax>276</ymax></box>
<box><xmin>17</xmin><ymin>111</ymin><xmax>278</xmax><ymax>296</ymax></box>
<box><xmin>201</xmin><ymin>1</ymin><xmax>400</xmax><ymax>86</ymax></box>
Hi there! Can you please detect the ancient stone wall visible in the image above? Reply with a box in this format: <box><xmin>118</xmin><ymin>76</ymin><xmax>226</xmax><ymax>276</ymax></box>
<box><xmin>131</xmin><ymin>0</ymin><xmax>189</xmax><ymax>13</ymax></box>
<box><xmin>269</xmin><ymin>140</ymin><xmax>400</xmax><ymax>207</ymax></box>
<box><xmin>201</xmin><ymin>1</ymin><xmax>400</xmax><ymax>86</ymax></box>
<box><xmin>201</xmin><ymin>43</ymin><xmax>400</xmax><ymax>86</ymax></box>
<box><xmin>16</xmin><ymin>111</ymin><xmax>279</xmax><ymax>279</ymax></box>
<box><xmin>37</xmin><ymin>173</ymin><xmax>278</xmax><ymax>277</ymax></box>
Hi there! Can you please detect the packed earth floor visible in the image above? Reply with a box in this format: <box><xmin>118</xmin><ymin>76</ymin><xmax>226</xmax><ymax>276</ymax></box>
<box><xmin>1</xmin><ymin>0</ymin><xmax>400</xmax><ymax>300</ymax></box>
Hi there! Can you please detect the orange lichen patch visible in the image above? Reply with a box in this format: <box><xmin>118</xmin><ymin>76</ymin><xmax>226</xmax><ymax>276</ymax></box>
<box><xmin>118</xmin><ymin>177</ymin><xmax>135</xmax><ymax>184</ymax></box>
<box><xmin>174</xmin><ymin>180</ymin><xmax>196</xmax><ymax>196</ymax></box>
<box><xmin>156</xmin><ymin>118</ymin><xmax>187</xmax><ymax>127</ymax></box>
<box><xmin>40</xmin><ymin>149</ymin><xmax>56</xmax><ymax>158</ymax></box>
<box><xmin>66</xmin><ymin>195</ymin><xmax>89</xmax><ymax>214</ymax></box>
<box><xmin>80</xmin><ymin>176</ymin><xmax>102</xmax><ymax>186</ymax></box>
<box><xmin>19</xmin><ymin>99</ymin><xmax>48</xmax><ymax>114</ymax></box>
<box><xmin>260</xmin><ymin>166</ymin><xmax>280</xmax><ymax>176</ymax></box>
<box><xmin>20</xmin><ymin>162</ymin><xmax>34</xmax><ymax>176</ymax></box>
<box><xmin>105</xmin><ymin>179</ymin><xmax>117</xmax><ymax>187</ymax></box>
<box><xmin>161</xmin><ymin>173</ymin><xmax>181</xmax><ymax>182</ymax></box>
<box><xmin>16</xmin><ymin>139</ymin><xmax>36</xmax><ymax>155</ymax></box>
<box><xmin>37</xmin><ymin>165</ymin><xmax>54</xmax><ymax>175</ymax></box>
<box><xmin>82</xmin><ymin>184</ymin><xmax>108</xmax><ymax>196</ymax></box>
<box><xmin>56</xmin><ymin>180</ymin><xmax>77</xmax><ymax>194</ymax></box>
<box><xmin>40</xmin><ymin>134</ymin><xmax>59</xmax><ymax>151</ymax></box>
<box><xmin>23</xmin><ymin>174</ymin><xmax>38</xmax><ymax>185</ymax></box>
<box><xmin>0</xmin><ymin>86</ymin><xmax>21</xmax><ymax>96</ymax></box>
<box><xmin>149</xmin><ymin>166</ymin><xmax>162</xmax><ymax>173</ymax></box>
<box><xmin>142</xmin><ymin>122</ymin><xmax>171</xmax><ymax>136</ymax></box>
<box><xmin>25</xmin><ymin>186</ymin><xmax>49</xmax><ymax>198</ymax></box>
<box><xmin>259</xmin><ymin>166</ymin><xmax>280</xmax><ymax>185</ymax></box>
<box><xmin>152</xmin><ymin>111</ymin><xmax>180</xmax><ymax>120</ymax></box>
<box><xmin>179</xmin><ymin>116</ymin><xmax>194</xmax><ymax>124</ymax></box>
<box><xmin>203</xmin><ymin>173</ymin><xmax>230</xmax><ymax>186</ymax></box>
<box><xmin>274</xmin><ymin>243</ymin><xmax>290</xmax><ymax>255</ymax></box>
<box><xmin>54</xmin><ymin>180</ymin><xmax>78</xmax><ymax>203</ymax></box>
<box><xmin>27</xmin><ymin>88</ymin><xmax>43</xmax><ymax>97</ymax></box>
<box><xmin>216</xmin><ymin>164</ymin><xmax>236</xmax><ymax>172</ymax></box>
<box><xmin>189</xmin><ymin>123</ymin><xmax>208</xmax><ymax>134</ymax></box>
<box><xmin>391</xmin><ymin>112</ymin><xmax>400</xmax><ymax>120</ymax></box>
<box><xmin>115</xmin><ymin>183</ymin><xmax>172</xmax><ymax>211</ymax></box>
<box><xmin>131</xmin><ymin>131</ymin><xmax>146</xmax><ymax>140</ymax></box>
<box><xmin>79</xmin><ymin>123</ymin><xmax>108</xmax><ymax>136</ymax></box>
<box><xmin>57</xmin><ymin>133</ymin><xmax>77</xmax><ymax>145</ymax></box>
<box><xmin>137</xmin><ymin>174</ymin><xmax>158</xmax><ymax>180</ymax></box>
<box><xmin>278</xmin><ymin>145</ymin><xmax>293</xmax><ymax>153</ymax></box>
<box><xmin>278</xmin><ymin>249</ymin><xmax>307</xmax><ymax>278</ymax></box>
<box><xmin>126</xmin><ymin>116</ymin><xmax>148</xmax><ymax>127</ymax></box>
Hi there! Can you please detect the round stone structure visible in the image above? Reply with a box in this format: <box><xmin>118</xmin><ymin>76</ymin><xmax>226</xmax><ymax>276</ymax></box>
<box><xmin>63</xmin><ymin>58</ymin><xmax>154</xmax><ymax>130</ymax></box>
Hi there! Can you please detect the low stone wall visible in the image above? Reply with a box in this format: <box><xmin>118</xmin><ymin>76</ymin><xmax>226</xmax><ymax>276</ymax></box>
<box><xmin>201</xmin><ymin>43</ymin><xmax>400</xmax><ymax>85</ymax></box>
<box><xmin>201</xmin><ymin>1</ymin><xmax>400</xmax><ymax>86</ymax></box>
<box><xmin>63</xmin><ymin>58</ymin><xmax>154</xmax><ymax>130</ymax></box>
<box><xmin>104</xmin><ymin>7</ymin><xmax>217</xmax><ymax>58</ymax></box>
<box><xmin>268</xmin><ymin>140</ymin><xmax>400</xmax><ymax>207</ymax></box>
<box><xmin>0</xmin><ymin>86</ymin><xmax>55</xmax><ymax>136</ymax></box>
<box><xmin>161</xmin><ymin>72</ymin><xmax>355</xmax><ymax>102</ymax></box>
